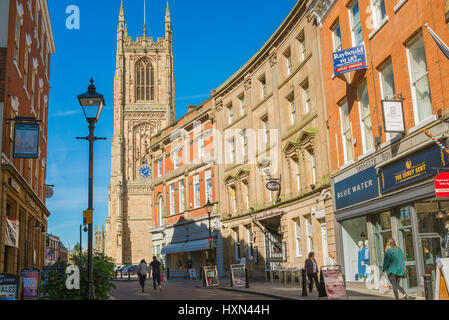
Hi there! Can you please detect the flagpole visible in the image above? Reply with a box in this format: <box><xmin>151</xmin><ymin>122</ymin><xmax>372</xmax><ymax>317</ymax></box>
<box><xmin>424</xmin><ymin>23</ymin><xmax>449</xmax><ymax>52</ymax></box>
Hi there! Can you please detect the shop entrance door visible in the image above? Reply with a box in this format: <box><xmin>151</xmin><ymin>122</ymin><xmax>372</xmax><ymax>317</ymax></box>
<box><xmin>397</xmin><ymin>206</ymin><xmax>418</xmax><ymax>291</ymax></box>
<box><xmin>261</xmin><ymin>217</ymin><xmax>283</xmax><ymax>272</ymax></box>
<box><xmin>420</xmin><ymin>236</ymin><xmax>443</xmax><ymax>282</ymax></box>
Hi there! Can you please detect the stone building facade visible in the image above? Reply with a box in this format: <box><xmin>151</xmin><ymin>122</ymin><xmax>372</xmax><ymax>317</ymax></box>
<box><xmin>105</xmin><ymin>1</ymin><xmax>175</xmax><ymax>265</ymax></box>
<box><xmin>94</xmin><ymin>225</ymin><xmax>105</xmax><ymax>254</ymax></box>
<box><xmin>212</xmin><ymin>0</ymin><xmax>334</xmax><ymax>279</ymax></box>
<box><xmin>0</xmin><ymin>0</ymin><xmax>55</xmax><ymax>274</ymax></box>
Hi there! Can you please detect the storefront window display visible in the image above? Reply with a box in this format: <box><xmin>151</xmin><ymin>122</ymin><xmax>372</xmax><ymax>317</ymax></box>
<box><xmin>341</xmin><ymin>216</ymin><xmax>368</xmax><ymax>281</ymax></box>
<box><xmin>396</xmin><ymin>206</ymin><xmax>418</xmax><ymax>289</ymax></box>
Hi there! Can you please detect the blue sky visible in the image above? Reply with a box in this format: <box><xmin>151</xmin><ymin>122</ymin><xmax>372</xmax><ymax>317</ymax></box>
<box><xmin>45</xmin><ymin>0</ymin><xmax>295</xmax><ymax>251</ymax></box>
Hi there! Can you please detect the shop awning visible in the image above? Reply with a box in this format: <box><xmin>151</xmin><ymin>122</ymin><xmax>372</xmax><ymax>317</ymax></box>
<box><xmin>161</xmin><ymin>243</ymin><xmax>185</xmax><ymax>254</ymax></box>
<box><xmin>183</xmin><ymin>239</ymin><xmax>210</xmax><ymax>253</ymax></box>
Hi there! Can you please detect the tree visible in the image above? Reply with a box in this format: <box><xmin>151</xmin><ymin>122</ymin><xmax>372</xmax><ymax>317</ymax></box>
<box><xmin>73</xmin><ymin>242</ymin><xmax>81</xmax><ymax>253</ymax></box>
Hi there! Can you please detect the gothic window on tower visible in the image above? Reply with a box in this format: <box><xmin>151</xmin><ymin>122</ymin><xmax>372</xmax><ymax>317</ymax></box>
<box><xmin>136</xmin><ymin>58</ymin><xmax>155</xmax><ymax>101</ymax></box>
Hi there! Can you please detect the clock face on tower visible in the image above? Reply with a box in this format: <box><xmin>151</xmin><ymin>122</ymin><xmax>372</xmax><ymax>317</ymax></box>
<box><xmin>138</xmin><ymin>165</ymin><xmax>152</xmax><ymax>179</ymax></box>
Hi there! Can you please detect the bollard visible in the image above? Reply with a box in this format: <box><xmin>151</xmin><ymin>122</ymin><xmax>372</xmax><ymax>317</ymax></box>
<box><xmin>245</xmin><ymin>268</ymin><xmax>249</xmax><ymax>288</ymax></box>
<box><xmin>167</xmin><ymin>268</ymin><xmax>170</xmax><ymax>280</ymax></box>
<box><xmin>128</xmin><ymin>270</ymin><xmax>131</xmax><ymax>280</ymax></box>
<box><xmin>423</xmin><ymin>274</ymin><xmax>433</xmax><ymax>300</ymax></box>
<box><xmin>121</xmin><ymin>269</ymin><xmax>123</xmax><ymax>279</ymax></box>
<box><xmin>202</xmin><ymin>267</ymin><xmax>207</xmax><ymax>287</ymax></box>
<box><xmin>301</xmin><ymin>269</ymin><xmax>308</xmax><ymax>297</ymax></box>
<box><xmin>115</xmin><ymin>270</ymin><xmax>117</xmax><ymax>279</ymax></box>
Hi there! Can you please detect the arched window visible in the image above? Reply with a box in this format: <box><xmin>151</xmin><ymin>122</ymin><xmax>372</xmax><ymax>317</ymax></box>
<box><xmin>136</xmin><ymin>59</ymin><xmax>154</xmax><ymax>101</ymax></box>
<box><xmin>157</xmin><ymin>195</ymin><xmax>163</xmax><ymax>227</ymax></box>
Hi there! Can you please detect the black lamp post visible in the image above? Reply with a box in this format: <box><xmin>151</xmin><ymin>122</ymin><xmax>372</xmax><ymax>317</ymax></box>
<box><xmin>76</xmin><ymin>78</ymin><xmax>106</xmax><ymax>300</ymax></box>
<box><xmin>206</xmin><ymin>200</ymin><xmax>214</xmax><ymax>265</ymax></box>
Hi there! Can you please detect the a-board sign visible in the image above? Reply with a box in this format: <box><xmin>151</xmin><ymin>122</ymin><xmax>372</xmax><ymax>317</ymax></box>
<box><xmin>203</xmin><ymin>266</ymin><xmax>219</xmax><ymax>287</ymax></box>
<box><xmin>0</xmin><ymin>273</ymin><xmax>20</xmax><ymax>300</ymax></box>
<box><xmin>320</xmin><ymin>266</ymin><xmax>347</xmax><ymax>300</ymax></box>
<box><xmin>435</xmin><ymin>258</ymin><xmax>449</xmax><ymax>300</ymax></box>
<box><xmin>20</xmin><ymin>269</ymin><xmax>40</xmax><ymax>299</ymax></box>
<box><xmin>230</xmin><ymin>264</ymin><xmax>246</xmax><ymax>288</ymax></box>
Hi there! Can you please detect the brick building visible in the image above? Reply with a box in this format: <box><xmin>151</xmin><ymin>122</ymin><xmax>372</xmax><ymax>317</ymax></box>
<box><xmin>45</xmin><ymin>234</ymin><xmax>68</xmax><ymax>266</ymax></box>
<box><xmin>310</xmin><ymin>0</ymin><xmax>449</xmax><ymax>296</ymax></box>
<box><xmin>0</xmin><ymin>0</ymin><xmax>55</xmax><ymax>274</ymax></box>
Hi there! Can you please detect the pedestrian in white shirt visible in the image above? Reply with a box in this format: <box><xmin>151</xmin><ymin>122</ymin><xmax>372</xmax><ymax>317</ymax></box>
<box><xmin>137</xmin><ymin>259</ymin><xmax>148</xmax><ymax>293</ymax></box>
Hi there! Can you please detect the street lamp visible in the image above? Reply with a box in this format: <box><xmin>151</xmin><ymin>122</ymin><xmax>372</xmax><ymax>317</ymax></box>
<box><xmin>206</xmin><ymin>200</ymin><xmax>214</xmax><ymax>265</ymax></box>
<box><xmin>76</xmin><ymin>78</ymin><xmax>106</xmax><ymax>300</ymax></box>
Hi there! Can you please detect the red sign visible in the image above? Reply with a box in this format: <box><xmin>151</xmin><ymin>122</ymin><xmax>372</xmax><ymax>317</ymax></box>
<box><xmin>435</xmin><ymin>172</ymin><xmax>449</xmax><ymax>197</ymax></box>
<box><xmin>321</xmin><ymin>268</ymin><xmax>347</xmax><ymax>300</ymax></box>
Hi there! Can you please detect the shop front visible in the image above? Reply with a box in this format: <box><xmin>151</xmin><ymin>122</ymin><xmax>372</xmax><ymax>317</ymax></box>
<box><xmin>333</xmin><ymin>136</ymin><xmax>449</xmax><ymax>296</ymax></box>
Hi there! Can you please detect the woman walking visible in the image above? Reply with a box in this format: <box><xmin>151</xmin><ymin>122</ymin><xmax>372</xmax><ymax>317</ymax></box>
<box><xmin>382</xmin><ymin>238</ymin><xmax>415</xmax><ymax>300</ymax></box>
<box><xmin>137</xmin><ymin>259</ymin><xmax>148</xmax><ymax>293</ymax></box>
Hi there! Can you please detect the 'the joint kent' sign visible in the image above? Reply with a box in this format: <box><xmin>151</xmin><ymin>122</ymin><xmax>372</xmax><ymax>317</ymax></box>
<box><xmin>333</xmin><ymin>45</ymin><xmax>367</xmax><ymax>76</ymax></box>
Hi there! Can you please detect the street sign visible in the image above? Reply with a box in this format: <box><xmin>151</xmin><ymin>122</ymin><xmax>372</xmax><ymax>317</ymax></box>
<box><xmin>83</xmin><ymin>209</ymin><xmax>93</xmax><ymax>225</ymax></box>
<box><xmin>435</xmin><ymin>172</ymin><xmax>449</xmax><ymax>197</ymax></box>
<box><xmin>266</xmin><ymin>181</ymin><xmax>280</xmax><ymax>191</ymax></box>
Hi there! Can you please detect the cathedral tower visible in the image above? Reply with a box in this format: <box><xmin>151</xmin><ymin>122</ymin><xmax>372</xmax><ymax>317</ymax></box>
<box><xmin>105</xmin><ymin>0</ymin><xmax>175</xmax><ymax>264</ymax></box>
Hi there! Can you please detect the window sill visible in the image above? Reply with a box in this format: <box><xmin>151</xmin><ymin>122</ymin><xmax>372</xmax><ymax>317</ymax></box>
<box><xmin>368</xmin><ymin>16</ymin><xmax>389</xmax><ymax>40</ymax></box>
<box><xmin>394</xmin><ymin>0</ymin><xmax>408</xmax><ymax>13</ymax></box>
<box><xmin>408</xmin><ymin>115</ymin><xmax>437</xmax><ymax>134</ymax></box>
<box><xmin>380</xmin><ymin>133</ymin><xmax>402</xmax><ymax>149</ymax></box>
<box><xmin>339</xmin><ymin>159</ymin><xmax>355</xmax><ymax>171</ymax></box>
<box><xmin>357</xmin><ymin>148</ymin><xmax>375</xmax><ymax>161</ymax></box>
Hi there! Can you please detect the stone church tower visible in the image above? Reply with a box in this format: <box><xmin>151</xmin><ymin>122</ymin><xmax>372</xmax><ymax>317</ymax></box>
<box><xmin>104</xmin><ymin>0</ymin><xmax>175</xmax><ymax>264</ymax></box>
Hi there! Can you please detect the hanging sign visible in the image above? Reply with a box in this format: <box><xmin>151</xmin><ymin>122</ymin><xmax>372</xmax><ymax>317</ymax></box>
<box><xmin>0</xmin><ymin>273</ymin><xmax>20</xmax><ymax>300</ymax></box>
<box><xmin>5</xmin><ymin>217</ymin><xmax>19</xmax><ymax>248</ymax></box>
<box><xmin>333</xmin><ymin>45</ymin><xmax>367</xmax><ymax>76</ymax></box>
<box><xmin>435</xmin><ymin>172</ymin><xmax>449</xmax><ymax>198</ymax></box>
<box><xmin>83</xmin><ymin>209</ymin><xmax>93</xmax><ymax>225</ymax></box>
<box><xmin>20</xmin><ymin>269</ymin><xmax>40</xmax><ymax>299</ymax></box>
<box><xmin>382</xmin><ymin>100</ymin><xmax>405</xmax><ymax>133</ymax></box>
<box><xmin>230</xmin><ymin>264</ymin><xmax>246</xmax><ymax>288</ymax></box>
<box><xmin>266</xmin><ymin>181</ymin><xmax>280</xmax><ymax>191</ymax></box>
<box><xmin>320</xmin><ymin>266</ymin><xmax>348</xmax><ymax>300</ymax></box>
<box><xmin>13</xmin><ymin>123</ymin><xmax>39</xmax><ymax>159</ymax></box>
<box><xmin>45</xmin><ymin>186</ymin><xmax>54</xmax><ymax>199</ymax></box>
<box><xmin>203</xmin><ymin>266</ymin><xmax>219</xmax><ymax>287</ymax></box>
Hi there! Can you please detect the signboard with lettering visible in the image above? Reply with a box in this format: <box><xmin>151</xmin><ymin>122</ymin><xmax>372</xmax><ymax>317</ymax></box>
<box><xmin>334</xmin><ymin>167</ymin><xmax>378</xmax><ymax>210</ymax></box>
<box><xmin>13</xmin><ymin>123</ymin><xmax>39</xmax><ymax>159</ymax></box>
<box><xmin>379</xmin><ymin>144</ymin><xmax>449</xmax><ymax>194</ymax></box>
<box><xmin>333</xmin><ymin>45</ymin><xmax>367</xmax><ymax>76</ymax></box>
<box><xmin>230</xmin><ymin>264</ymin><xmax>246</xmax><ymax>288</ymax></box>
<box><xmin>20</xmin><ymin>269</ymin><xmax>40</xmax><ymax>299</ymax></box>
<box><xmin>435</xmin><ymin>172</ymin><xmax>449</xmax><ymax>198</ymax></box>
<box><xmin>382</xmin><ymin>100</ymin><xmax>405</xmax><ymax>133</ymax></box>
<box><xmin>321</xmin><ymin>266</ymin><xmax>347</xmax><ymax>300</ymax></box>
<box><xmin>266</xmin><ymin>181</ymin><xmax>280</xmax><ymax>191</ymax></box>
<box><xmin>253</xmin><ymin>211</ymin><xmax>283</xmax><ymax>221</ymax></box>
<box><xmin>0</xmin><ymin>273</ymin><xmax>20</xmax><ymax>300</ymax></box>
<box><xmin>203</xmin><ymin>266</ymin><xmax>219</xmax><ymax>287</ymax></box>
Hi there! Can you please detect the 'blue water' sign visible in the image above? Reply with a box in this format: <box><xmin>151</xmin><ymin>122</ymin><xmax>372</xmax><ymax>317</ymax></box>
<box><xmin>334</xmin><ymin>166</ymin><xmax>378</xmax><ymax>210</ymax></box>
<box><xmin>333</xmin><ymin>45</ymin><xmax>367</xmax><ymax>76</ymax></box>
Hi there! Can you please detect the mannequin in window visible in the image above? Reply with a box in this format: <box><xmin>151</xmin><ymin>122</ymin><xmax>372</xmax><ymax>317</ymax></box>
<box><xmin>443</xmin><ymin>220</ymin><xmax>449</xmax><ymax>258</ymax></box>
<box><xmin>357</xmin><ymin>240</ymin><xmax>366</xmax><ymax>280</ymax></box>
<box><xmin>364</xmin><ymin>240</ymin><xmax>370</xmax><ymax>266</ymax></box>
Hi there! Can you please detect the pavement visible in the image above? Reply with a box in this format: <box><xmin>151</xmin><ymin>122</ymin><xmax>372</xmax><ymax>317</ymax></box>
<box><xmin>109</xmin><ymin>276</ymin><xmax>422</xmax><ymax>300</ymax></box>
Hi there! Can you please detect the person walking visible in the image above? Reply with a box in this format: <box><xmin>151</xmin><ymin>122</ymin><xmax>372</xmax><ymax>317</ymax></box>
<box><xmin>137</xmin><ymin>259</ymin><xmax>148</xmax><ymax>293</ymax></box>
<box><xmin>382</xmin><ymin>238</ymin><xmax>415</xmax><ymax>300</ymax></box>
<box><xmin>305</xmin><ymin>251</ymin><xmax>320</xmax><ymax>293</ymax></box>
<box><xmin>150</xmin><ymin>256</ymin><xmax>163</xmax><ymax>292</ymax></box>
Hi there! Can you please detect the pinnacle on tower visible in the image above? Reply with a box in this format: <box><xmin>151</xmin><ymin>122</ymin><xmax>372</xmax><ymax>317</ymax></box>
<box><xmin>119</xmin><ymin>0</ymin><xmax>125</xmax><ymax>22</ymax></box>
<box><xmin>143</xmin><ymin>0</ymin><xmax>147</xmax><ymax>37</ymax></box>
<box><xmin>165</xmin><ymin>1</ymin><xmax>171</xmax><ymax>22</ymax></box>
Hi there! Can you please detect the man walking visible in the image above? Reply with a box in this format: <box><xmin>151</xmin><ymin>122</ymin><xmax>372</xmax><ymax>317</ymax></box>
<box><xmin>150</xmin><ymin>256</ymin><xmax>163</xmax><ymax>291</ymax></box>
<box><xmin>305</xmin><ymin>252</ymin><xmax>320</xmax><ymax>293</ymax></box>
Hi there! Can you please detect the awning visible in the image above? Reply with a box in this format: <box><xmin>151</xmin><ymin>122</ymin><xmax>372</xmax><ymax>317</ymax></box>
<box><xmin>161</xmin><ymin>243</ymin><xmax>185</xmax><ymax>254</ymax></box>
<box><xmin>183</xmin><ymin>239</ymin><xmax>210</xmax><ymax>253</ymax></box>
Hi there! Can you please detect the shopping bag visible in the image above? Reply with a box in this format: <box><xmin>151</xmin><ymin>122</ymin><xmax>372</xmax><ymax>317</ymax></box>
<box><xmin>379</xmin><ymin>275</ymin><xmax>391</xmax><ymax>295</ymax></box>
<box><xmin>160</xmin><ymin>273</ymin><xmax>166</xmax><ymax>283</ymax></box>
<box><xmin>365</xmin><ymin>266</ymin><xmax>375</xmax><ymax>290</ymax></box>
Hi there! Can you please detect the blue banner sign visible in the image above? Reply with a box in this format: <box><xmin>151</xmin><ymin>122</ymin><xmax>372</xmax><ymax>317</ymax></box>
<box><xmin>333</xmin><ymin>45</ymin><xmax>367</xmax><ymax>76</ymax></box>
<box><xmin>334</xmin><ymin>167</ymin><xmax>378</xmax><ymax>210</ymax></box>
<box><xmin>379</xmin><ymin>144</ymin><xmax>449</xmax><ymax>194</ymax></box>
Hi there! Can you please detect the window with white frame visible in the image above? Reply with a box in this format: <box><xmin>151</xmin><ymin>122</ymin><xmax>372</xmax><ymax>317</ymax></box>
<box><xmin>406</xmin><ymin>33</ymin><xmax>432</xmax><ymax>124</ymax></box>
<box><xmin>241</xmin><ymin>129</ymin><xmax>247</xmax><ymax>158</ymax></box>
<box><xmin>288</xmin><ymin>95</ymin><xmax>296</xmax><ymax>125</ymax></box>
<box><xmin>14</xmin><ymin>14</ymin><xmax>21</xmax><ymax>64</ymax></box>
<box><xmin>262</xmin><ymin>117</ymin><xmax>269</xmax><ymax>145</ymax></box>
<box><xmin>234</xmin><ymin>229</ymin><xmax>240</xmax><ymax>260</ymax></box>
<box><xmin>247</xmin><ymin>227</ymin><xmax>253</xmax><ymax>258</ymax></box>
<box><xmin>298</xmin><ymin>33</ymin><xmax>306</xmax><ymax>61</ymax></box>
<box><xmin>310</xmin><ymin>152</ymin><xmax>317</xmax><ymax>185</ymax></box>
<box><xmin>260</xmin><ymin>75</ymin><xmax>267</xmax><ymax>99</ymax></box>
<box><xmin>228</xmin><ymin>137</ymin><xmax>236</xmax><ymax>163</ymax></box>
<box><xmin>227</xmin><ymin>104</ymin><xmax>233</xmax><ymax>125</ymax></box>
<box><xmin>302</xmin><ymin>82</ymin><xmax>310</xmax><ymax>114</ymax></box>
<box><xmin>284</xmin><ymin>49</ymin><xmax>292</xmax><ymax>76</ymax></box>
<box><xmin>371</xmin><ymin>0</ymin><xmax>386</xmax><ymax>29</ymax></box>
<box><xmin>179</xmin><ymin>180</ymin><xmax>185</xmax><ymax>212</ymax></box>
<box><xmin>239</xmin><ymin>94</ymin><xmax>245</xmax><ymax>116</ymax></box>
<box><xmin>205</xmin><ymin>169</ymin><xmax>212</xmax><ymax>203</ymax></box>
<box><xmin>349</xmin><ymin>1</ymin><xmax>363</xmax><ymax>46</ymax></box>
<box><xmin>194</xmin><ymin>174</ymin><xmax>200</xmax><ymax>208</ymax></box>
<box><xmin>295</xmin><ymin>219</ymin><xmax>302</xmax><ymax>257</ymax></box>
<box><xmin>358</xmin><ymin>82</ymin><xmax>374</xmax><ymax>153</ymax></box>
<box><xmin>243</xmin><ymin>181</ymin><xmax>249</xmax><ymax>209</ymax></box>
<box><xmin>199</xmin><ymin>135</ymin><xmax>205</xmax><ymax>158</ymax></box>
<box><xmin>332</xmin><ymin>21</ymin><xmax>342</xmax><ymax>52</ymax></box>
<box><xmin>231</xmin><ymin>186</ymin><xmax>237</xmax><ymax>213</ymax></box>
<box><xmin>379</xmin><ymin>59</ymin><xmax>396</xmax><ymax>100</ymax></box>
<box><xmin>169</xmin><ymin>183</ymin><xmax>175</xmax><ymax>215</ymax></box>
<box><xmin>31</xmin><ymin>71</ymin><xmax>36</xmax><ymax>112</ymax></box>
<box><xmin>173</xmin><ymin>150</ymin><xmax>179</xmax><ymax>169</ymax></box>
<box><xmin>339</xmin><ymin>99</ymin><xmax>353</xmax><ymax>164</ymax></box>
<box><xmin>23</xmin><ymin>44</ymin><xmax>29</xmax><ymax>89</ymax></box>
<box><xmin>306</xmin><ymin>215</ymin><xmax>313</xmax><ymax>253</ymax></box>
<box><xmin>158</xmin><ymin>196</ymin><xmax>163</xmax><ymax>226</ymax></box>
<box><xmin>157</xmin><ymin>158</ymin><xmax>162</xmax><ymax>177</ymax></box>
<box><xmin>294</xmin><ymin>159</ymin><xmax>301</xmax><ymax>193</ymax></box>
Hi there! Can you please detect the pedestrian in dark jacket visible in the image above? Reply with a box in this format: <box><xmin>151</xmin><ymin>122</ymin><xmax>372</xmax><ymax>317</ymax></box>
<box><xmin>150</xmin><ymin>256</ymin><xmax>163</xmax><ymax>291</ymax></box>
<box><xmin>304</xmin><ymin>251</ymin><xmax>319</xmax><ymax>293</ymax></box>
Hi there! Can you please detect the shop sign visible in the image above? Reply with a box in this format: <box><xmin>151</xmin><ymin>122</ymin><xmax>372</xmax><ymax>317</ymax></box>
<box><xmin>0</xmin><ymin>273</ymin><xmax>20</xmax><ymax>300</ymax></box>
<box><xmin>435</xmin><ymin>172</ymin><xmax>449</xmax><ymax>198</ymax></box>
<box><xmin>5</xmin><ymin>216</ymin><xmax>19</xmax><ymax>248</ymax></box>
<box><xmin>13</xmin><ymin>123</ymin><xmax>39</xmax><ymax>159</ymax></box>
<box><xmin>332</xmin><ymin>45</ymin><xmax>367</xmax><ymax>76</ymax></box>
<box><xmin>230</xmin><ymin>264</ymin><xmax>246</xmax><ymax>288</ymax></box>
<box><xmin>203</xmin><ymin>266</ymin><xmax>219</xmax><ymax>287</ymax></box>
<box><xmin>266</xmin><ymin>181</ymin><xmax>280</xmax><ymax>191</ymax></box>
<box><xmin>321</xmin><ymin>266</ymin><xmax>347</xmax><ymax>300</ymax></box>
<box><xmin>20</xmin><ymin>269</ymin><xmax>40</xmax><ymax>299</ymax></box>
<box><xmin>253</xmin><ymin>211</ymin><xmax>283</xmax><ymax>221</ymax></box>
<box><xmin>379</xmin><ymin>144</ymin><xmax>449</xmax><ymax>194</ymax></box>
<box><xmin>382</xmin><ymin>100</ymin><xmax>405</xmax><ymax>133</ymax></box>
<box><xmin>334</xmin><ymin>167</ymin><xmax>378</xmax><ymax>210</ymax></box>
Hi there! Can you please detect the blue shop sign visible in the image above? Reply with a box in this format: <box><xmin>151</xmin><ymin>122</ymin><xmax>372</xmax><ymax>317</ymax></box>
<box><xmin>334</xmin><ymin>167</ymin><xmax>378</xmax><ymax>210</ymax></box>
<box><xmin>379</xmin><ymin>144</ymin><xmax>449</xmax><ymax>194</ymax></box>
<box><xmin>333</xmin><ymin>45</ymin><xmax>367</xmax><ymax>76</ymax></box>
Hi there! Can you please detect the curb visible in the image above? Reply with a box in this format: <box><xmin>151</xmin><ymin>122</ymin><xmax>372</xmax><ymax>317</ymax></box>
<box><xmin>218</xmin><ymin>286</ymin><xmax>301</xmax><ymax>300</ymax></box>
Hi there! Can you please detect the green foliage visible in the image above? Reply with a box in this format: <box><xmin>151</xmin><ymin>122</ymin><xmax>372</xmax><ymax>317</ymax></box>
<box><xmin>39</xmin><ymin>252</ymin><xmax>115</xmax><ymax>300</ymax></box>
